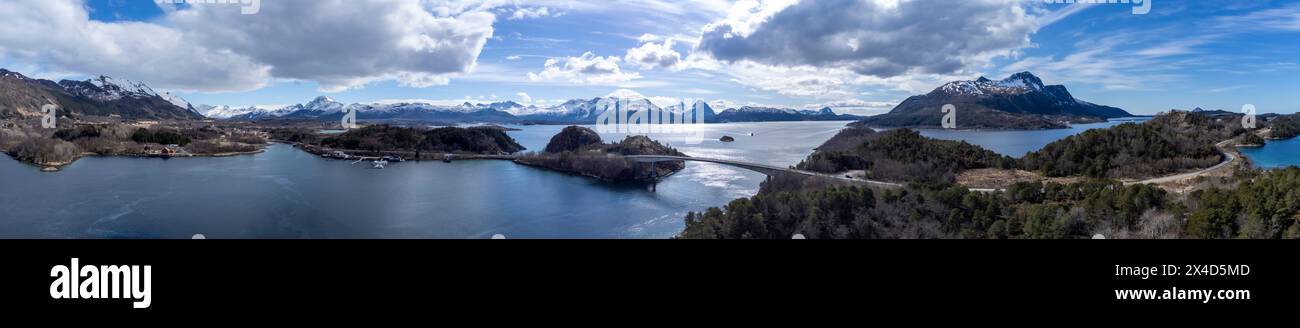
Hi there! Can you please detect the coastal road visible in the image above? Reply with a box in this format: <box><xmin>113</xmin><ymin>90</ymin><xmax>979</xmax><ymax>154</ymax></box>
<box><xmin>1127</xmin><ymin>139</ymin><xmax>1237</xmax><ymax>186</ymax></box>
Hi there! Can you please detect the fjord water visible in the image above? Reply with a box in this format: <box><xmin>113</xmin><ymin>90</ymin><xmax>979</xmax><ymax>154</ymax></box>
<box><xmin>11</xmin><ymin>118</ymin><xmax>1288</xmax><ymax>239</ymax></box>
<box><xmin>1239</xmin><ymin>137</ymin><xmax>1300</xmax><ymax>169</ymax></box>
<box><xmin>911</xmin><ymin>119</ymin><xmax>1142</xmax><ymax>157</ymax></box>
<box><xmin>0</xmin><ymin>122</ymin><xmax>846</xmax><ymax>239</ymax></box>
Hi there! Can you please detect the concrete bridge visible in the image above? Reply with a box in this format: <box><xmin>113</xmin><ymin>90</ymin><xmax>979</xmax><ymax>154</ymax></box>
<box><xmin>625</xmin><ymin>155</ymin><xmax>905</xmax><ymax>189</ymax></box>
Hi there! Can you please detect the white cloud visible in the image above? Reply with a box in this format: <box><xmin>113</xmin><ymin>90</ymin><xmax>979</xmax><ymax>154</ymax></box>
<box><xmin>625</xmin><ymin>39</ymin><xmax>683</xmax><ymax>70</ymax></box>
<box><xmin>506</xmin><ymin>55</ymin><xmax>523</xmax><ymax>61</ymax></box>
<box><xmin>681</xmin><ymin>88</ymin><xmax>718</xmax><ymax>95</ymax></box>
<box><xmin>0</xmin><ymin>0</ymin><xmax>270</xmax><ymax>92</ymax></box>
<box><xmin>172</xmin><ymin>0</ymin><xmax>495</xmax><ymax>92</ymax></box>
<box><xmin>802</xmin><ymin>99</ymin><xmax>898</xmax><ymax>116</ymax></box>
<box><xmin>0</xmin><ymin>0</ymin><xmax>495</xmax><ymax>93</ymax></box>
<box><xmin>1000</xmin><ymin>33</ymin><xmax>1207</xmax><ymax>91</ymax></box>
<box><xmin>1215</xmin><ymin>3</ymin><xmax>1300</xmax><ymax>32</ymax></box>
<box><xmin>695</xmin><ymin>0</ymin><xmax>1039</xmax><ymax>78</ymax></box>
<box><xmin>516</xmin><ymin>92</ymin><xmax>532</xmax><ymax>104</ymax></box>
<box><xmin>527</xmin><ymin>52</ymin><xmax>642</xmax><ymax>84</ymax></box>
<box><xmin>637</xmin><ymin>33</ymin><xmax>661</xmax><ymax>43</ymax></box>
<box><xmin>804</xmin><ymin>99</ymin><xmax>897</xmax><ymax>110</ymax></box>
<box><xmin>507</xmin><ymin>6</ymin><xmax>563</xmax><ymax>20</ymax></box>
<box><xmin>698</xmin><ymin>58</ymin><xmax>961</xmax><ymax>99</ymax></box>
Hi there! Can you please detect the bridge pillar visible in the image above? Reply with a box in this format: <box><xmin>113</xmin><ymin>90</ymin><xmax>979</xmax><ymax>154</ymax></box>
<box><xmin>650</xmin><ymin>163</ymin><xmax>659</xmax><ymax>193</ymax></box>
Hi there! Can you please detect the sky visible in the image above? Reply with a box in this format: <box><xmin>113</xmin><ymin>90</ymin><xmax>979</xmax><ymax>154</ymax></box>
<box><xmin>1</xmin><ymin>0</ymin><xmax>1298</xmax><ymax>115</ymax></box>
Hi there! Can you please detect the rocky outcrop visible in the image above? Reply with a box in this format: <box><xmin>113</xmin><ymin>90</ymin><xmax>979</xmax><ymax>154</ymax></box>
<box><xmin>544</xmin><ymin>126</ymin><xmax>603</xmax><ymax>153</ymax></box>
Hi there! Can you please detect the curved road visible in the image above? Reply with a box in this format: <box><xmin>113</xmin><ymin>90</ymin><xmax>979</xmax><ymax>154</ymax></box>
<box><xmin>1127</xmin><ymin>139</ymin><xmax>1237</xmax><ymax>186</ymax></box>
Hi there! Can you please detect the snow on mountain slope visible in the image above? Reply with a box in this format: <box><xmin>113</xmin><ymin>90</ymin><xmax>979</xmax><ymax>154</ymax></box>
<box><xmin>159</xmin><ymin>91</ymin><xmax>198</xmax><ymax>114</ymax></box>
<box><xmin>198</xmin><ymin>104</ymin><xmax>287</xmax><ymax>119</ymax></box>
<box><xmin>937</xmin><ymin>71</ymin><xmax>1048</xmax><ymax>96</ymax></box>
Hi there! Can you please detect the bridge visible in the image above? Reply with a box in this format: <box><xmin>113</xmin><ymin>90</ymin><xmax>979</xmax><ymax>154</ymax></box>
<box><xmin>625</xmin><ymin>155</ymin><xmax>904</xmax><ymax>189</ymax></box>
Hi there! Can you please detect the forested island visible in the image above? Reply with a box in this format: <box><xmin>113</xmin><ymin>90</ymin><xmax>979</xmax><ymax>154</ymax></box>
<box><xmin>681</xmin><ymin>110</ymin><xmax>1300</xmax><ymax>239</ymax></box>
<box><xmin>269</xmin><ymin>124</ymin><xmax>525</xmax><ymax>160</ymax></box>
<box><xmin>515</xmin><ymin>126</ymin><xmax>686</xmax><ymax>183</ymax></box>
<box><xmin>319</xmin><ymin>125</ymin><xmax>524</xmax><ymax>155</ymax></box>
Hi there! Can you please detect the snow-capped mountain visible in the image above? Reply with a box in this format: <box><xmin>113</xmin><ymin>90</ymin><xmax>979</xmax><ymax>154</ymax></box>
<box><xmin>159</xmin><ymin>91</ymin><xmax>199</xmax><ymax>114</ymax></box>
<box><xmin>0</xmin><ymin>69</ymin><xmax>201</xmax><ymax>120</ymax></box>
<box><xmin>59</xmin><ymin>75</ymin><xmax>159</xmax><ymax>102</ymax></box>
<box><xmin>713</xmin><ymin>106</ymin><xmax>859</xmax><ymax>122</ymax></box>
<box><xmin>205</xmin><ymin>92</ymin><xmax>859</xmax><ymax>124</ymax></box>
<box><xmin>856</xmin><ymin>71</ymin><xmax>1132</xmax><ymax>130</ymax></box>
<box><xmin>280</xmin><ymin>96</ymin><xmax>346</xmax><ymax>118</ymax></box>
<box><xmin>937</xmin><ymin>71</ymin><xmax>1047</xmax><ymax>96</ymax></box>
<box><xmin>197</xmin><ymin>104</ymin><xmax>289</xmax><ymax>119</ymax></box>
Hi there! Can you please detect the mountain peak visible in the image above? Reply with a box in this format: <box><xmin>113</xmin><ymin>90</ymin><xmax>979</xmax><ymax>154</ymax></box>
<box><xmin>1003</xmin><ymin>71</ymin><xmax>1044</xmax><ymax>89</ymax></box>
<box><xmin>863</xmin><ymin>71</ymin><xmax>1131</xmax><ymax>129</ymax></box>
<box><xmin>309</xmin><ymin>96</ymin><xmax>336</xmax><ymax>104</ymax></box>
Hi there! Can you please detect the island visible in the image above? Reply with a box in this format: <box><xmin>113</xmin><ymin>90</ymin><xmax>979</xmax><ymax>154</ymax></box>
<box><xmin>515</xmin><ymin>126</ymin><xmax>685</xmax><ymax>183</ymax></box>
<box><xmin>273</xmin><ymin>124</ymin><xmax>525</xmax><ymax>160</ymax></box>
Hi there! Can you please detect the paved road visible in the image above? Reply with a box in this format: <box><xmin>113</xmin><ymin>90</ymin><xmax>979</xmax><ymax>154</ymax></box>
<box><xmin>1127</xmin><ymin>139</ymin><xmax>1236</xmax><ymax>185</ymax></box>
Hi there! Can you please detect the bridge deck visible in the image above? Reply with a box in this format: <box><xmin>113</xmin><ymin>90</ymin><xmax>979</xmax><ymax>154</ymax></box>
<box><xmin>625</xmin><ymin>155</ymin><xmax>905</xmax><ymax>189</ymax></box>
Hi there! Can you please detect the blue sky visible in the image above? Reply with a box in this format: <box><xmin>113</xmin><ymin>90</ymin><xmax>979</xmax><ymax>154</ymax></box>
<box><xmin>3</xmin><ymin>0</ymin><xmax>1299</xmax><ymax>115</ymax></box>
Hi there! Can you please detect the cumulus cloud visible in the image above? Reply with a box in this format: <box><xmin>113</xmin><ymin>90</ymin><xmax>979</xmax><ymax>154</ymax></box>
<box><xmin>625</xmin><ymin>39</ymin><xmax>683</xmax><ymax>70</ymax></box>
<box><xmin>516</xmin><ymin>92</ymin><xmax>532</xmax><ymax>104</ymax></box>
<box><xmin>0</xmin><ymin>0</ymin><xmax>494</xmax><ymax>93</ymax></box>
<box><xmin>0</xmin><ymin>0</ymin><xmax>270</xmax><ymax>92</ymax></box>
<box><xmin>701</xmin><ymin>57</ymin><xmax>965</xmax><ymax>99</ymax></box>
<box><xmin>695</xmin><ymin>0</ymin><xmax>1038</xmax><ymax>77</ymax></box>
<box><xmin>172</xmin><ymin>0</ymin><xmax>495</xmax><ymax>92</ymax></box>
<box><xmin>527</xmin><ymin>52</ymin><xmax>642</xmax><ymax>84</ymax></box>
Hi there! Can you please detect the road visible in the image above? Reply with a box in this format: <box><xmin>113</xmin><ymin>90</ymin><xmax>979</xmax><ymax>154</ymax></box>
<box><xmin>1127</xmin><ymin>139</ymin><xmax>1237</xmax><ymax>185</ymax></box>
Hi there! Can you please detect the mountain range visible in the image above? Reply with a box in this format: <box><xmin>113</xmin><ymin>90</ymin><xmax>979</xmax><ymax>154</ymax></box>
<box><xmin>5</xmin><ymin>68</ymin><xmax>1124</xmax><ymax>129</ymax></box>
<box><xmin>853</xmin><ymin>71</ymin><xmax>1132</xmax><ymax>130</ymax></box>
<box><xmin>0</xmin><ymin>69</ymin><xmax>202</xmax><ymax>121</ymax></box>
<box><xmin>198</xmin><ymin>92</ymin><xmax>863</xmax><ymax>124</ymax></box>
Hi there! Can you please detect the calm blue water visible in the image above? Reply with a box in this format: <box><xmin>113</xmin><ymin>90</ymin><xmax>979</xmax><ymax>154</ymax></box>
<box><xmin>911</xmin><ymin>120</ymin><xmax>1142</xmax><ymax>157</ymax></box>
<box><xmin>0</xmin><ymin>122</ymin><xmax>848</xmax><ymax>239</ymax></box>
<box><xmin>7</xmin><ymin>119</ymin><xmax>1287</xmax><ymax>239</ymax></box>
<box><xmin>1240</xmin><ymin>137</ymin><xmax>1300</xmax><ymax>169</ymax></box>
